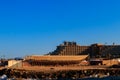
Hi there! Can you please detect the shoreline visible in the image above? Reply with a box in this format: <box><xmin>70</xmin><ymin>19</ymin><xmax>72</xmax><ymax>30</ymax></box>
<box><xmin>0</xmin><ymin>65</ymin><xmax>120</xmax><ymax>79</ymax></box>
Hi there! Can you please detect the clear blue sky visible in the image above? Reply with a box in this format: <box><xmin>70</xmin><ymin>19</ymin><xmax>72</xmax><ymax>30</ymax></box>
<box><xmin>0</xmin><ymin>0</ymin><xmax>120</xmax><ymax>58</ymax></box>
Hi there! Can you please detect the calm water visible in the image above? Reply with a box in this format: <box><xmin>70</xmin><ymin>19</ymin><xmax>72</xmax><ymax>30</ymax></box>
<box><xmin>1</xmin><ymin>76</ymin><xmax>120</xmax><ymax>80</ymax></box>
<box><xmin>77</xmin><ymin>76</ymin><xmax>120</xmax><ymax>80</ymax></box>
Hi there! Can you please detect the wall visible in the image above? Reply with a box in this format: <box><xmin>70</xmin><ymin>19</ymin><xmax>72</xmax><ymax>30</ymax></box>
<box><xmin>8</xmin><ymin>60</ymin><xmax>22</xmax><ymax>68</ymax></box>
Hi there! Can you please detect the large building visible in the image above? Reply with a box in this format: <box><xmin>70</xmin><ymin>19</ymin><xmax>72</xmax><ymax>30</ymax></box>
<box><xmin>49</xmin><ymin>41</ymin><xmax>89</xmax><ymax>55</ymax></box>
<box><xmin>22</xmin><ymin>41</ymin><xmax>120</xmax><ymax>67</ymax></box>
<box><xmin>24</xmin><ymin>55</ymin><xmax>88</xmax><ymax>66</ymax></box>
<box><xmin>48</xmin><ymin>41</ymin><xmax>120</xmax><ymax>58</ymax></box>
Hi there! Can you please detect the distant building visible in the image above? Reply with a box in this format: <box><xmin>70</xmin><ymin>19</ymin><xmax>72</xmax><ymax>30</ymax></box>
<box><xmin>23</xmin><ymin>42</ymin><xmax>120</xmax><ymax>66</ymax></box>
<box><xmin>49</xmin><ymin>41</ymin><xmax>89</xmax><ymax>55</ymax></box>
<box><xmin>8</xmin><ymin>60</ymin><xmax>22</xmax><ymax>68</ymax></box>
<box><xmin>24</xmin><ymin>55</ymin><xmax>88</xmax><ymax>66</ymax></box>
<box><xmin>48</xmin><ymin>41</ymin><xmax>120</xmax><ymax>58</ymax></box>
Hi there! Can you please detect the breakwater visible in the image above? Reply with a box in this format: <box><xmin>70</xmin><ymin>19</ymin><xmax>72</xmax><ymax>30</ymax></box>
<box><xmin>0</xmin><ymin>68</ymin><xmax>120</xmax><ymax>80</ymax></box>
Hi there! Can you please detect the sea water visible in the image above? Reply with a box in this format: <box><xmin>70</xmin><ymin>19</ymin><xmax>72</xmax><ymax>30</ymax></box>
<box><xmin>0</xmin><ymin>75</ymin><xmax>120</xmax><ymax>80</ymax></box>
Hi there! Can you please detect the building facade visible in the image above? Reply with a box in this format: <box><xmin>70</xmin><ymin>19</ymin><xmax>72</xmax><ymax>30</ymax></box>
<box><xmin>49</xmin><ymin>41</ymin><xmax>89</xmax><ymax>55</ymax></box>
<box><xmin>48</xmin><ymin>41</ymin><xmax>120</xmax><ymax>58</ymax></box>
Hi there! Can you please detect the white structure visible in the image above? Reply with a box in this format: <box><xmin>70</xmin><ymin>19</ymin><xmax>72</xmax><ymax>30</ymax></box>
<box><xmin>8</xmin><ymin>60</ymin><xmax>22</xmax><ymax>68</ymax></box>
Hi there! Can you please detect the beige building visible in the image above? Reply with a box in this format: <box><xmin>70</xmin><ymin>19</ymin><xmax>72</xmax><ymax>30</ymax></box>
<box><xmin>8</xmin><ymin>60</ymin><xmax>22</xmax><ymax>68</ymax></box>
<box><xmin>49</xmin><ymin>42</ymin><xmax>120</xmax><ymax>58</ymax></box>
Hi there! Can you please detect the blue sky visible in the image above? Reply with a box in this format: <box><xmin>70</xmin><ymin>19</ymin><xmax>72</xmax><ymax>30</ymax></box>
<box><xmin>0</xmin><ymin>0</ymin><xmax>120</xmax><ymax>58</ymax></box>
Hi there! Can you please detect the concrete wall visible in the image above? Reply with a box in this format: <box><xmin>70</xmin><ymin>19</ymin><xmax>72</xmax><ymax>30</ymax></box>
<box><xmin>8</xmin><ymin>60</ymin><xmax>22</xmax><ymax>68</ymax></box>
<box><xmin>103</xmin><ymin>59</ymin><xmax>119</xmax><ymax>66</ymax></box>
<box><xmin>22</xmin><ymin>61</ymin><xmax>31</xmax><ymax>67</ymax></box>
<box><xmin>25</xmin><ymin>55</ymin><xmax>88</xmax><ymax>61</ymax></box>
